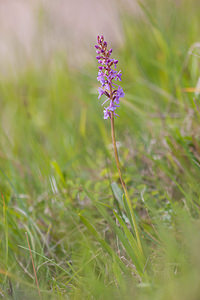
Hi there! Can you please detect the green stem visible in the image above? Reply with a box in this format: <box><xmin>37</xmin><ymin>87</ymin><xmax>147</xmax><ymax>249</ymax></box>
<box><xmin>110</xmin><ymin>113</ymin><xmax>143</xmax><ymax>255</ymax></box>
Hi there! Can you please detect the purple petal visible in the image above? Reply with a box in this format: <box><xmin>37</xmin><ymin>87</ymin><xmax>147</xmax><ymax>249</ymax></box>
<box><xmin>102</xmin><ymin>98</ymin><xmax>109</xmax><ymax>105</ymax></box>
<box><xmin>98</xmin><ymin>87</ymin><xmax>104</xmax><ymax>99</ymax></box>
<box><xmin>103</xmin><ymin>107</ymin><xmax>111</xmax><ymax>119</ymax></box>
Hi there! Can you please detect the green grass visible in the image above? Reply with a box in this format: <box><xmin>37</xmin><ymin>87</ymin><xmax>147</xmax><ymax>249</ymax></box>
<box><xmin>1</xmin><ymin>0</ymin><xmax>200</xmax><ymax>298</ymax></box>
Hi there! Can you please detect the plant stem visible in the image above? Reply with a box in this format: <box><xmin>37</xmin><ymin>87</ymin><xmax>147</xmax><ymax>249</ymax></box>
<box><xmin>110</xmin><ymin>112</ymin><xmax>143</xmax><ymax>255</ymax></box>
<box><xmin>25</xmin><ymin>232</ymin><xmax>41</xmax><ymax>300</ymax></box>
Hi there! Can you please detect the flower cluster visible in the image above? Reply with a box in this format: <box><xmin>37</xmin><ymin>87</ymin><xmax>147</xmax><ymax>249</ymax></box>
<box><xmin>95</xmin><ymin>35</ymin><xmax>124</xmax><ymax>119</ymax></box>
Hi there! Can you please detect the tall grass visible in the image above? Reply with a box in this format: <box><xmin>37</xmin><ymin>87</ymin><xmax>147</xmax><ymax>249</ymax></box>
<box><xmin>0</xmin><ymin>0</ymin><xmax>200</xmax><ymax>298</ymax></box>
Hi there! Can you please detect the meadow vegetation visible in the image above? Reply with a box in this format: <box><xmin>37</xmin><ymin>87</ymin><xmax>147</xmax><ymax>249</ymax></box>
<box><xmin>0</xmin><ymin>0</ymin><xmax>200</xmax><ymax>299</ymax></box>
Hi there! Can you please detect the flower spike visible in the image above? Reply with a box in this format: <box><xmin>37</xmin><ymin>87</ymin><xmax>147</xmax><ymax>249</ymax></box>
<box><xmin>94</xmin><ymin>35</ymin><xmax>124</xmax><ymax>119</ymax></box>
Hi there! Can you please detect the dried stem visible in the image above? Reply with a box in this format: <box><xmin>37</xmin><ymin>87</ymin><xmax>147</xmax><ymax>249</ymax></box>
<box><xmin>25</xmin><ymin>232</ymin><xmax>41</xmax><ymax>299</ymax></box>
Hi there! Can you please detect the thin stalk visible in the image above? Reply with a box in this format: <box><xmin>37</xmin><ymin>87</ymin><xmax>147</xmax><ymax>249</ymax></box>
<box><xmin>110</xmin><ymin>112</ymin><xmax>143</xmax><ymax>255</ymax></box>
<box><xmin>2</xmin><ymin>193</ymin><xmax>8</xmax><ymax>284</ymax></box>
<box><xmin>25</xmin><ymin>232</ymin><xmax>41</xmax><ymax>300</ymax></box>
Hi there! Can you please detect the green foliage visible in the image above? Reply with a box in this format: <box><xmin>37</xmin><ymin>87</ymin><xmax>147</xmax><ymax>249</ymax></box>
<box><xmin>0</xmin><ymin>0</ymin><xmax>200</xmax><ymax>298</ymax></box>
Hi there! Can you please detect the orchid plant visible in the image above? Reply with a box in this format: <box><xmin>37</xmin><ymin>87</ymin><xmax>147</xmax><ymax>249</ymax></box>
<box><xmin>95</xmin><ymin>35</ymin><xmax>143</xmax><ymax>255</ymax></box>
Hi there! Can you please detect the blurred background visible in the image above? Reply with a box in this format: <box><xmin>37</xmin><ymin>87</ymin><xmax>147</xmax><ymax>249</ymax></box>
<box><xmin>0</xmin><ymin>0</ymin><xmax>141</xmax><ymax>73</ymax></box>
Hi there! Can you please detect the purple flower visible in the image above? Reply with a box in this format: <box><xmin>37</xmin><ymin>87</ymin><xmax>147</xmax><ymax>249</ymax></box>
<box><xmin>108</xmin><ymin>101</ymin><xmax>120</xmax><ymax>112</ymax></box>
<box><xmin>114</xmin><ymin>60</ymin><xmax>118</xmax><ymax>68</ymax></box>
<box><xmin>115</xmin><ymin>71</ymin><xmax>122</xmax><ymax>81</ymax></box>
<box><xmin>95</xmin><ymin>35</ymin><xmax>124</xmax><ymax>119</ymax></box>
<box><xmin>97</xmin><ymin>71</ymin><xmax>106</xmax><ymax>86</ymax></box>
<box><xmin>98</xmin><ymin>87</ymin><xmax>104</xmax><ymax>99</ymax></box>
<box><xmin>116</xmin><ymin>86</ymin><xmax>125</xmax><ymax>98</ymax></box>
<box><xmin>114</xmin><ymin>87</ymin><xmax>124</xmax><ymax>104</ymax></box>
<box><xmin>104</xmin><ymin>107</ymin><xmax>111</xmax><ymax>119</ymax></box>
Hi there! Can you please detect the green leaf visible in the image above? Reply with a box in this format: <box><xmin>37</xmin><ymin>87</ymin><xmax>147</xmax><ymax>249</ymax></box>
<box><xmin>111</xmin><ymin>182</ymin><xmax>124</xmax><ymax>207</ymax></box>
<box><xmin>79</xmin><ymin>214</ymin><xmax>127</xmax><ymax>273</ymax></box>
